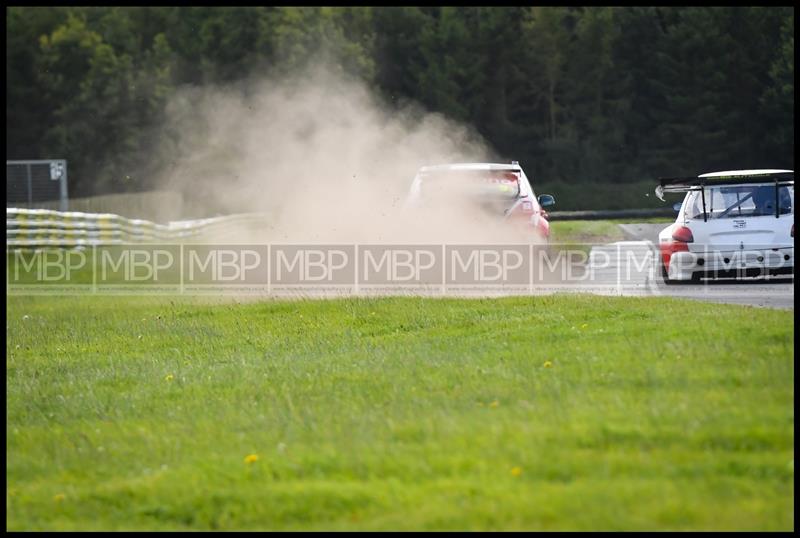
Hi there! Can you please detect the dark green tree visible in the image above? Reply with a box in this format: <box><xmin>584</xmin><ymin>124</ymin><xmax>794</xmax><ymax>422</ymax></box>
<box><xmin>5</xmin><ymin>6</ymin><xmax>794</xmax><ymax>198</ymax></box>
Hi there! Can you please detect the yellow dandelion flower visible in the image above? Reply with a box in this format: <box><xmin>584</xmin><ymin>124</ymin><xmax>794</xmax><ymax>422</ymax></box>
<box><xmin>53</xmin><ymin>493</ymin><xmax>66</xmax><ymax>502</ymax></box>
<box><xmin>165</xmin><ymin>374</ymin><xmax>174</xmax><ymax>382</ymax></box>
<box><xmin>511</xmin><ymin>467</ymin><xmax>523</xmax><ymax>477</ymax></box>
<box><xmin>489</xmin><ymin>400</ymin><xmax>500</xmax><ymax>408</ymax></box>
<box><xmin>543</xmin><ymin>361</ymin><xmax>553</xmax><ymax>368</ymax></box>
<box><xmin>244</xmin><ymin>453</ymin><xmax>259</xmax><ymax>464</ymax></box>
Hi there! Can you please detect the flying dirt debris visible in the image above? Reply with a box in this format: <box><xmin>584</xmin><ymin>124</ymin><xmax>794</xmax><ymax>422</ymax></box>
<box><xmin>149</xmin><ymin>64</ymin><xmax>538</xmax><ymax>244</ymax></box>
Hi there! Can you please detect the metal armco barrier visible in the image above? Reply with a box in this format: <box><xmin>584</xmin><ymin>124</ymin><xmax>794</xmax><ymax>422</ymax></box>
<box><xmin>6</xmin><ymin>208</ymin><xmax>271</xmax><ymax>248</ymax></box>
<box><xmin>547</xmin><ymin>208</ymin><xmax>675</xmax><ymax>221</ymax></box>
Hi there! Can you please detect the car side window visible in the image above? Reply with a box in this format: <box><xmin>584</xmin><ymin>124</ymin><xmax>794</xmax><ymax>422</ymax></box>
<box><xmin>686</xmin><ymin>192</ymin><xmax>705</xmax><ymax>219</ymax></box>
<box><xmin>779</xmin><ymin>186</ymin><xmax>793</xmax><ymax>214</ymax></box>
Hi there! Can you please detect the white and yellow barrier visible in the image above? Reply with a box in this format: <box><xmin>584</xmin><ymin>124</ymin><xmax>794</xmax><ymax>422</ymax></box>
<box><xmin>6</xmin><ymin>208</ymin><xmax>271</xmax><ymax>247</ymax></box>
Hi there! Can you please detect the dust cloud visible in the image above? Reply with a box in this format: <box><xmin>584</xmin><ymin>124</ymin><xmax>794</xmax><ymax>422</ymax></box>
<box><xmin>154</xmin><ymin>62</ymin><xmax>539</xmax><ymax>244</ymax></box>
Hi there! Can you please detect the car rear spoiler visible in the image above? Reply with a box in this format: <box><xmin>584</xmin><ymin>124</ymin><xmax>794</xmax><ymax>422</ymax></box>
<box><xmin>655</xmin><ymin>172</ymin><xmax>794</xmax><ymax>222</ymax></box>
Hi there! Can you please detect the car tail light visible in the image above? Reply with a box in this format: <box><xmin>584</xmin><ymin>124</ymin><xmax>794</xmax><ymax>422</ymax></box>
<box><xmin>661</xmin><ymin>225</ymin><xmax>693</xmax><ymax>271</ymax></box>
<box><xmin>671</xmin><ymin>226</ymin><xmax>694</xmax><ymax>243</ymax></box>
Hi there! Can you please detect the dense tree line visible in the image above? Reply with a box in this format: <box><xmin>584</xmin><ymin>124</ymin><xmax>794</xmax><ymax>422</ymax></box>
<box><xmin>6</xmin><ymin>6</ymin><xmax>794</xmax><ymax>196</ymax></box>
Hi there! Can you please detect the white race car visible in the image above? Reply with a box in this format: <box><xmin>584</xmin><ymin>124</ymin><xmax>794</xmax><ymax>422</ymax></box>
<box><xmin>655</xmin><ymin>169</ymin><xmax>794</xmax><ymax>283</ymax></box>
<box><xmin>405</xmin><ymin>162</ymin><xmax>556</xmax><ymax>241</ymax></box>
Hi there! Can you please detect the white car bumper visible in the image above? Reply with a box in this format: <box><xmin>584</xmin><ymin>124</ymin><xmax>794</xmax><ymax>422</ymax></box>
<box><xmin>667</xmin><ymin>247</ymin><xmax>794</xmax><ymax>280</ymax></box>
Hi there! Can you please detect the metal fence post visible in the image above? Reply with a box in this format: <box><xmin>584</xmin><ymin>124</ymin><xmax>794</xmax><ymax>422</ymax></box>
<box><xmin>59</xmin><ymin>160</ymin><xmax>69</xmax><ymax>211</ymax></box>
<box><xmin>26</xmin><ymin>163</ymin><xmax>32</xmax><ymax>204</ymax></box>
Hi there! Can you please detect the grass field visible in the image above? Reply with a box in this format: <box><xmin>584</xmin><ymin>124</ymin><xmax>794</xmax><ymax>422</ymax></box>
<box><xmin>549</xmin><ymin>220</ymin><xmax>628</xmax><ymax>245</ymax></box>
<box><xmin>548</xmin><ymin>218</ymin><xmax>673</xmax><ymax>245</ymax></box>
<box><xmin>6</xmin><ymin>293</ymin><xmax>794</xmax><ymax>531</ymax></box>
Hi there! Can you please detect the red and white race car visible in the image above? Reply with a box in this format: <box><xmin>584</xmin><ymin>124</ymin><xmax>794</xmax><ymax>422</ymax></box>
<box><xmin>656</xmin><ymin>169</ymin><xmax>794</xmax><ymax>283</ymax></box>
<box><xmin>405</xmin><ymin>162</ymin><xmax>555</xmax><ymax>241</ymax></box>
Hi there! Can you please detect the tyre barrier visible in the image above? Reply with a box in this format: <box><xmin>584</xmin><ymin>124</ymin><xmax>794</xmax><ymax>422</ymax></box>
<box><xmin>7</xmin><ymin>208</ymin><xmax>272</xmax><ymax>248</ymax></box>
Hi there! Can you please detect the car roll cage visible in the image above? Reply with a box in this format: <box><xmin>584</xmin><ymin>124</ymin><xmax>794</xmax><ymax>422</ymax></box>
<box><xmin>655</xmin><ymin>172</ymin><xmax>794</xmax><ymax>222</ymax></box>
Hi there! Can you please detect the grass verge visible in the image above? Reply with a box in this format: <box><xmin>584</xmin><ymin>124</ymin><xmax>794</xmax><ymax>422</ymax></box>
<box><xmin>549</xmin><ymin>220</ymin><xmax>627</xmax><ymax>245</ymax></box>
<box><xmin>6</xmin><ymin>294</ymin><xmax>794</xmax><ymax>530</ymax></box>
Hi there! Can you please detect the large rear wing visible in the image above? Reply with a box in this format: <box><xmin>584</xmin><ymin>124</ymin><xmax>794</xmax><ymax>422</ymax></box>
<box><xmin>655</xmin><ymin>171</ymin><xmax>794</xmax><ymax>221</ymax></box>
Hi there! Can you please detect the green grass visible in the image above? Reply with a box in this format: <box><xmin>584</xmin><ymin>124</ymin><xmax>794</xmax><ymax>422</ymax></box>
<box><xmin>605</xmin><ymin>217</ymin><xmax>675</xmax><ymax>224</ymax></box>
<box><xmin>6</xmin><ymin>294</ymin><xmax>794</xmax><ymax>531</ymax></box>
<box><xmin>549</xmin><ymin>220</ymin><xmax>628</xmax><ymax>245</ymax></box>
<box><xmin>549</xmin><ymin>218</ymin><xmax>673</xmax><ymax>254</ymax></box>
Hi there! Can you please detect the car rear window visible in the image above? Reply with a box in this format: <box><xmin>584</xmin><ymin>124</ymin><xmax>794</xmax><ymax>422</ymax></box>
<box><xmin>686</xmin><ymin>184</ymin><xmax>793</xmax><ymax>219</ymax></box>
<box><xmin>419</xmin><ymin>170</ymin><xmax>521</xmax><ymax>200</ymax></box>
